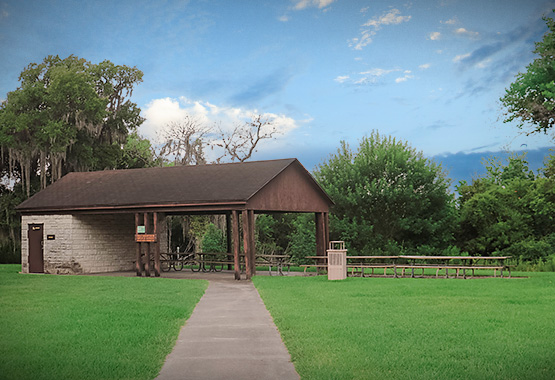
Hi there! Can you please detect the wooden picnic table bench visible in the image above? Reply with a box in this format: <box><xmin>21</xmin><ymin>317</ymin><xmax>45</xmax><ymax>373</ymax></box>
<box><xmin>186</xmin><ymin>252</ymin><xmax>295</xmax><ymax>275</ymax></box>
<box><xmin>256</xmin><ymin>254</ymin><xmax>294</xmax><ymax>275</ymax></box>
<box><xmin>344</xmin><ymin>256</ymin><xmax>399</xmax><ymax>277</ymax></box>
<box><xmin>398</xmin><ymin>256</ymin><xmax>512</xmax><ymax>278</ymax></box>
<box><xmin>302</xmin><ymin>256</ymin><xmax>329</xmax><ymax>274</ymax></box>
<box><xmin>193</xmin><ymin>252</ymin><xmax>240</xmax><ymax>272</ymax></box>
<box><xmin>303</xmin><ymin>255</ymin><xmax>512</xmax><ymax>278</ymax></box>
<box><xmin>303</xmin><ymin>256</ymin><xmax>398</xmax><ymax>276</ymax></box>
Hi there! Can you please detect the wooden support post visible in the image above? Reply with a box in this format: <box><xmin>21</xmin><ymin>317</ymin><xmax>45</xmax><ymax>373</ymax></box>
<box><xmin>315</xmin><ymin>212</ymin><xmax>325</xmax><ymax>256</ymax></box>
<box><xmin>144</xmin><ymin>213</ymin><xmax>151</xmax><ymax>277</ymax></box>
<box><xmin>226</xmin><ymin>212</ymin><xmax>232</xmax><ymax>270</ymax></box>
<box><xmin>135</xmin><ymin>213</ymin><xmax>142</xmax><ymax>276</ymax></box>
<box><xmin>248</xmin><ymin>210</ymin><xmax>256</xmax><ymax>275</ymax></box>
<box><xmin>242</xmin><ymin>210</ymin><xmax>252</xmax><ymax>280</ymax></box>
<box><xmin>154</xmin><ymin>212</ymin><xmax>160</xmax><ymax>277</ymax></box>
<box><xmin>315</xmin><ymin>212</ymin><xmax>326</xmax><ymax>274</ymax></box>
<box><xmin>232</xmin><ymin>210</ymin><xmax>241</xmax><ymax>280</ymax></box>
<box><xmin>324</xmin><ymin>212</ymin><xmax>329</xmax><ymax>253</ymax></box>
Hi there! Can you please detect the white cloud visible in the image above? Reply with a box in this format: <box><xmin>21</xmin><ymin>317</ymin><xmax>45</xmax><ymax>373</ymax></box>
<box><xmin>278</xmin><ymin>15</ymin><xmax>289</xmax><ymax>22</ymax></box>
<box><xmin>293</xmin><ymin>0</ymin><xmax>335</xmax><ymax>10</ymax></box>
<box><xmin>354</xmin><ymin>77</ymin><xmax>371</xmax><ymax>85</ymax></box>
<box><xmin>140</xmin><ymin>97</ymin><xmax>300</xmax><ymax>148</ymax></box>
<box><xmin>334</xmin><ymin>75</ymin><xmax>350</xmax><ymax>83</ymax></box>
<box><xmin>360</xmin><ymin>6</ymin><xmax>369</xmax><ymax>13</ymax></box>
<box><xmin>141</xmin><ymin>98</ymin><xmax>190</xmax><ymax>140</ymax></box>
<box><xmin>348</xmin><ymin>30</ymin><xmax>376</xmax><ymax>50</ymax></box>
<box><xmin>476</xmin><ymin>58</ymin><xmax>492</xmax><ymax>69</ymax></box>
<box><xmin>428</xmin><ymin>31</ymin><xmax>441</xmax><ymax>40</ymax></box>
<box><xmin>455</xmin><ymin>27</ymin><xmax>479</xmax><ymax>38</ymax></box>
<box><xmin>363</xmin><ymin>8</ymin><xmax>411</xmax><ymax>28</ymax></box>
<box><xmin>349</xmin><ymin>8</ymin><xmax>411</xmax><ymax>50</ymax></box>
<box><xmin>441</xmin><ymin>18</ymin><xmax>457</xmax><ymax>25</ymax></box>
<box><xmin>360</xmin><ymin>68</ymin><xmax>399</xmax><ymax>77</ymax></box>
<box><xmin>453</xmin><ymin>53</ymin><xmax>471</xmax><ymax>63</ymax></box>
<box><xmin>419</xmin><ymin>63</ymin><xmax>431</xmax><ymax>69</ymax></box>
<box><xmin>395</xmin><ymin>74</ymin><xmax>414</xmax><ymax>83</ymax></box>
<box><xmin>334</xmin><ymin>68</ymin><xmax>405</xmax><ymax>85</ymax></box>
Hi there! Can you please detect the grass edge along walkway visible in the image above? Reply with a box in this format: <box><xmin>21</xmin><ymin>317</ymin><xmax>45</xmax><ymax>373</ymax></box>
<box><xmin>0</xmin><ymin>265</ymin><xmax>208</xmax><ymax>380</ymax></box>
<box><xmin>254</xmin><ymin>273</ymin><xmax>555</xmax><ymax>380</ymax></box>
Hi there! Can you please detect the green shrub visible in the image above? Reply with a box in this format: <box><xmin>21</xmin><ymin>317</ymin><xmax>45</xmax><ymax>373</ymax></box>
<box><xmin>201</xmin><ymin>223</ymin><xmax>225</xmax><ymax>253</ymax></box>
<box><xmin>514</xmin><ymin>255</ymin><xmax>555</xmax><ymax>272</ymax></box>
<box><xmin>506</xmin><ymin>237</ymin><xmax>553</xmax><ymax>261</ymax></box>
<box><xmin>441</xmin><ymin>245</ymin><xmax>465</xmax><ymax>256</ymax></box>
<box><xmin>287</xmin><ymin>214</ymin><xmax>315</xmax><ymax>265</ymax></box>
<box><xmin>0</xmin><ymin>241</ymin><xmax>20</xmax><ymax>264</ymax></box>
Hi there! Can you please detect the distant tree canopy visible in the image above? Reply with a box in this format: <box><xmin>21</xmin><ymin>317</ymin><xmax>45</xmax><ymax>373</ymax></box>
<box><xmin>314</xmin><ymin>132</ymin><xmax>456</xmax><ymax>255</ymax></box>
<box><xmin>0</xmin><ymin>55</ymin><xmax>145</xmax><ymax>196</ymax></box>
<box><xmin>457</xmin><ymin>153</ymin><xmax>555</xmax><ymax>260</ymax></box>
<box><xmin>500</xmin><ymin>12</ymin><xmax>555</xmax><ymax>137</ymax></box>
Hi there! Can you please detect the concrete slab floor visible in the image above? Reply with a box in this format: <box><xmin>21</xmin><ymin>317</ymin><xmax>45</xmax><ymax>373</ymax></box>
<box><xmin>87</xmin><ymin>269</ymin><xmax>305</xmax><ymax>280</ymax></box>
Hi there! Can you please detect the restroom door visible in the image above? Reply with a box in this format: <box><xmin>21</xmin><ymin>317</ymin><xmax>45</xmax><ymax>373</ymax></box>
<box><xmin>28</xmin><ymin>224</ymin><xmax>44</xmax><ymax>273</ymax></box>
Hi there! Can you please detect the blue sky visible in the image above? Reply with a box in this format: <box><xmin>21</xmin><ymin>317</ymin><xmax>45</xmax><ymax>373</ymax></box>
<box><xmin>1</xmin><ymin>0</ymin><xmax>554</xmax><ymax>184</ymax></box>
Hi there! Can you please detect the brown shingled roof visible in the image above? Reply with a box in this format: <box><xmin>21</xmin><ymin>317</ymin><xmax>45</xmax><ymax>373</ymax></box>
<box><xmin>17</xmin><ymin>158</ymin><xmax>331</xmax><ymax>213</ymax></box>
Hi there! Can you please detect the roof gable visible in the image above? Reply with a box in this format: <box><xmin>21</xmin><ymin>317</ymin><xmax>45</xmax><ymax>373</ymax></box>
<box><xmin>247</xmin><ymin>160</ymin><xmax>333</xmax><ymax>212</ymax></box>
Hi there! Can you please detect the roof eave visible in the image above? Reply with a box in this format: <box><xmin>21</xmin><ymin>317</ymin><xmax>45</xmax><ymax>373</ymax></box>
<box><xmin>17</xmin><ymin>201</ymin><xmax>248</xmax><ymax>214</ymax></box>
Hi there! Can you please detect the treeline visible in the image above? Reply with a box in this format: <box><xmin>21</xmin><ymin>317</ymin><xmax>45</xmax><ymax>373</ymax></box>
<box><xmin>254</xmin><ymin>133</ymin><xmax>555</xmax><ymax>271</ymax></box>
<box><xmin>2</xmin><ymin>42</ymin><xmax>555</xmax><ymax>270</ymax></box>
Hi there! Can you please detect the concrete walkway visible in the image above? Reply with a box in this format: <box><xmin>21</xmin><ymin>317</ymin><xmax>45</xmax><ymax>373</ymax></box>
<box><xmin>156</xmin><ymin>279</ymin><xmax>300</xmax><ymax>380</ymax></box>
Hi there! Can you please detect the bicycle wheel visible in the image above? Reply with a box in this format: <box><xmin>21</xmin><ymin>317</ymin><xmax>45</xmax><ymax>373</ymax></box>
<box><xmin>173</xmin><ymin>261</ymin><xmax>184</xmax><ymax>271</ymax></box>
<box><xmin>190</xmin><ymin>259</ymin><xmax>201</xmax><ymax>272</ymax></box>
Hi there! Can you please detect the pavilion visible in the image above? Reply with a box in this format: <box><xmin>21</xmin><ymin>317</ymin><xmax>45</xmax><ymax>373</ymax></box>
<box><xmin>17</xmin><ymin>158</ymin><xmax>333</xmax><ymax>280</ymax></box>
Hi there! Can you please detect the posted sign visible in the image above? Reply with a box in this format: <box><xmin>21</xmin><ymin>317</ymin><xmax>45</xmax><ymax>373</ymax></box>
<box><xmin>135</xmin><ymin>234</ymin><xmax>157</xmax><ymax>243</ymax></box>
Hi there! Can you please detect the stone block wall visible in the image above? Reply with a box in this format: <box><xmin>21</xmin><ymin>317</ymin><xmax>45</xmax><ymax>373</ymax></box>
<box><xmin>71</xmin><ymin>214</ymin><xmax>136</xmax><ymax>274</ymax></box>
<box><xmin>21</xmin><ymin>213</ymin><xmax>168</xmax><ymax>275</ymax></box>
<box><xmin>21</xmin><ymin>214</ymin><xmax>73</xmax><ymax>274</ymax></box>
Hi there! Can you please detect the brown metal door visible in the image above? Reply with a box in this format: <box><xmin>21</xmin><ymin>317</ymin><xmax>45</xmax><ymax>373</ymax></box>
<box><xmin>28</xmin><ymin>224</ymin><xmax>44</xmax><ymax>273</ymax></box>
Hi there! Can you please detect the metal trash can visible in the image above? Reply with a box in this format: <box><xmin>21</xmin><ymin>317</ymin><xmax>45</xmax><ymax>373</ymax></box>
<box><xmin>327</xmin><ymin>241</ymin><xmax>347</xmax><ymax>280</ymax></box>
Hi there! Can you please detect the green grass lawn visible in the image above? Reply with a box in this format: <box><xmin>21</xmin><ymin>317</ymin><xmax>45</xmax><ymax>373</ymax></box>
<box><xmin>0</xmin><ymin>265</ymin><xmax>207</xmax><ymax>380</ymax></box>
<box><xmin>254</xmin><ymin>273</ymin><xmax>555</xmax><ymax>380</ymax></box>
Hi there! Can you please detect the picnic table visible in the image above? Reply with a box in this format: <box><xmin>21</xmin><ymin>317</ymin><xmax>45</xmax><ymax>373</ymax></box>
<box><xmin>344</xmin><ymin>256</ymin><xmax>399</xmax><ymax>277</ymax></box>
<box><xmin>398</xmin><ymin>255</ymin><xmax>511</xmax><ymax>278</ymax></box>
<box><xmin>303</xmin><ymin>255</ymin><xmax>512</xmax><ymax>278</ymax></box>
<box><xmin>194</xmin><ymin>252</ymin><xmax>229</xmax><ymax>272</ymax></box>
<box><xmin>179</xmin><ymin>252</ymin><xmax>294</xmax><ymax>276</ymax></box>
<box><xmin>256</xmin><ymin>254</ymin><xmax>293</xmax><ymax>276</ymax></box>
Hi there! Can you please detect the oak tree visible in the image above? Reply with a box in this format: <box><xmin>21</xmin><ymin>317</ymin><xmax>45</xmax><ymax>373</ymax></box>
<box><xmin>0</xmin><ymin>55</ymin><xmax>144</xmax><ymax>196</ymax></box>
<box><xmin>314</xmin><ymin>132</ymin><xmax>455</xmax><ymax>255</ymax></box>
<box><xmin>500</xmin><ymin>13</ymin><xmax>555</xmax><ymax>137</ymax></box>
